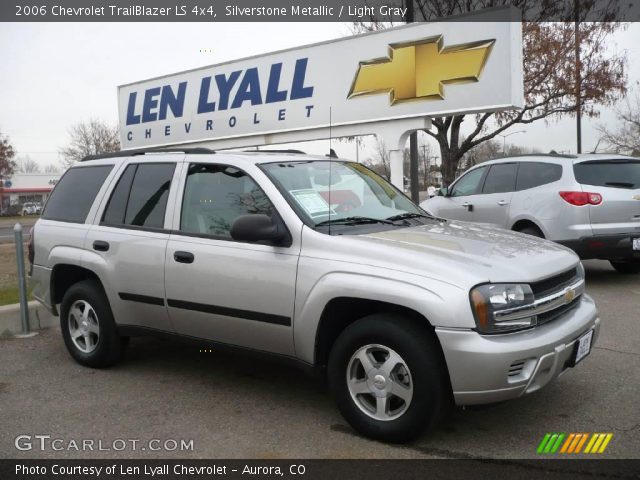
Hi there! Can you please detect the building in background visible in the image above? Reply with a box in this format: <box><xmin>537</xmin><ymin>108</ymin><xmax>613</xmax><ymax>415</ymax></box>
<box><xmin>0</xmin><ymin>173</ymin><xmax>61</xmax><ymax>210</ymax></box>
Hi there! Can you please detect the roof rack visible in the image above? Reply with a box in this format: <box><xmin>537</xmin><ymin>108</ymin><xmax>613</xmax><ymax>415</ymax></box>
<box><xmin>80</xmin><ymin>147</ymin><xmax>216</xmax><ymax>162</ymax></box>
<box><xmin>242</xmin><ymin>149</ymin><xmax>306</xmax><ymax>154</ymax></box>
<box><xmin>489</xmin><ymin>153</ymin><xmax>577</xmax><ymax>161</ymax></box>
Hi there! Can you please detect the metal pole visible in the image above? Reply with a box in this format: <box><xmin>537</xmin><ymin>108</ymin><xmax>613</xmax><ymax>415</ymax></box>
<box><xmin>14</xmin><ymin>223</ymin><xmax>30</xmax><ymax>335</ymax></box>
<box><xmin>575</xmin><ymin>0</ymin><xmax>582</xmax><ymax>153</ymax></box>
<box><xmin>405</xmin><ymin>0</ymin><xmax>420</xmax><ymax>202</ymax></box>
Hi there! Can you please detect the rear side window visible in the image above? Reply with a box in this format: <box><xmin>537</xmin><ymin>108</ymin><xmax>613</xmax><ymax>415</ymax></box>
<box><xmin>482</xmin><ymin>163</ymin><xmax>518</xmax><ymax>194</ymax></box>
<box><xmin>101</xmin><ymin>163</ymin><xmax>175</xmax><ymax>229</ymax></box>
<box><xmin>42</xmin><ymin>165</ymin><xmax>113</xmax><ymax>223</ymax></box>
<box><xmin>516</xmin><ymin>162</ymin><xmax>563</xmax><ymax>190</ymax></box>
<box><xmin>574</xmin><ymin>160</ymin><xmax>640</xmax><ymax>189</ymax></box>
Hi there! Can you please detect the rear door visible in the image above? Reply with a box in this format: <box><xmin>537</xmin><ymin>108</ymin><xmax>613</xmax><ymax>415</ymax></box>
<box><xmin>84</xmin><ymin>157</ymin><xmax>182</xmax><ymax>332</ymax></box>
<box><xmin>472</xmin><ymin>162</ymin><xmax>518</xmax><ymax>227</ymax></box>
<box><xmin>573</xmin><ymin>159</ymin><xmax>640</xmax><ymax>236</ymax></box>
<box><xmin>436</xmin><ymin>166</ymin><xmax>488</xmax><ymax>222</ymax></box>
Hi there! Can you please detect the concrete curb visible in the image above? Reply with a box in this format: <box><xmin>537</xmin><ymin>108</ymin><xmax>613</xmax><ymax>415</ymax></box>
<box><xmin>0</xmin><ymin>301</ymin><xmax>57</xmax><ymax>337</ymax></box>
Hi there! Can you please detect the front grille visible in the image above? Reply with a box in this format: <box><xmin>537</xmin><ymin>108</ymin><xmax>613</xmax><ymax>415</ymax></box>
<box><xmin>530</xmin><ymin>267</ymin><xmax>578</xmax><ymax>298</ymax></box>
<box><xmin>537</xmin><ymin>297</ymin><xmax>581</xmax><ymax>326</ymax></box>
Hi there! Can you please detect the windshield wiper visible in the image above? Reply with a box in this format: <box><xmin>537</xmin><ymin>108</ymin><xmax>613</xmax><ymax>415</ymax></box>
<box><xmin>604</xmin><ymin>181</ymin><xmax>635</xmax><ymax>188</ymax></box>
<box><xmin>386</xmin><ymin>212</ymin><xmax>447</xmax><ymax>222</ymax></box>
<box><xmin>316</xmin><ymin>216</ymin><xmax>398</xmax><ymax>227</ymax></box>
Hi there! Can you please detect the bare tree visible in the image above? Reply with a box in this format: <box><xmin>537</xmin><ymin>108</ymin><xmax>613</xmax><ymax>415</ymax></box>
<box><xmin>59</xmin><ymin>119</ymin><xmax>120</xmax><ymax>168</ymax></box>
<box><xmin>0</xmin><ymin>131</ymin><xmax>17</xmax><ymax>178</ymax></box>
<box><xmin>16</xmin><ymin>155</ymin><xmax>41</xmax><ymax>173</ymax></box>
<box><xmin>596</xmin><ymin>92</ymin><xmax>640</xmax><ymax>155</ymax></box>
<box><xmin>44</xmin><ymin>164</ymin><xmax>61</xmax><ymax>174</ymax></box>
<box><xmin>365</xmin><ymin>138</ymin><xmax>391</xmax><ymax>178</ymax></box>
<box><xmin>353</xmin><ymin>2</ymin><xmax>628</xmax><ymax>185</ymax></box>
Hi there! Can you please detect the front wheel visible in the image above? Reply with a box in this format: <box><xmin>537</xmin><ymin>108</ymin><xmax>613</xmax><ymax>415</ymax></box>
<box><xmin>610</xmin><ymin>259</ymin><xmax>640</xmax><ymax>274</ymax></box>
<box><xmin>60</xmin><ymin>280</ymin><xmax>127</xmax><ymax>368</ymax></box>
<box><xmin>328</xmin><ymin>314</ymin><xmax>449</xmax><ymax>443</ymax></box>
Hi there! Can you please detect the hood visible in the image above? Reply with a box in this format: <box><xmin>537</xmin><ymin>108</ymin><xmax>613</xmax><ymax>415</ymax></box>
<box><xmin>342</xmin><ymin>220</ymin><xmax>579</xmax><ymax>288</ymax></box>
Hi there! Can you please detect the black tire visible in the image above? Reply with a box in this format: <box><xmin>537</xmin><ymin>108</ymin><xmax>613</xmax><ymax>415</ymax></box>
<box><xmin>610</xmin><ymin>259</ymin><xmax>640</xmax><ymax>274</ymax></box>
<box><xmin>517</xmin><ymin>225</ymin><xmax>544</xmax><ymax>238</ymax></box>
<box><xmin>328</xmin><ymin>313</ymin><xmax>450</xmax><ymax>443</ymax></box>
<box><xmin>60</xmin><ymin>279</ymin><xmax>127</xmax><ymax>368</ymax></box>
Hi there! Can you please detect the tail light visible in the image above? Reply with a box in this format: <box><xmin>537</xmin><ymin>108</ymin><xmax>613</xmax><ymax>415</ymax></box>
<box><xmin>27</xmin><ymin>227</ymin><xmax>34</xmax><ymax>265</ymax></box>
<box><xmin>559</xmin><ymin>191</ymin><xmax>602</xmax><ymax>206</ymax></box>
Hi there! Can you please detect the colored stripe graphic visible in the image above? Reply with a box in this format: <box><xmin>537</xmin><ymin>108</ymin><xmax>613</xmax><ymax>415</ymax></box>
<box><xmin>537</xmin><ymin>433</ymin><xmax>565</xmax><ymax>454</ymax></box>
<box><xmin>539</xmin><ymin>433</ymin><xmax>613</xmax><ymax>454</ymax></box>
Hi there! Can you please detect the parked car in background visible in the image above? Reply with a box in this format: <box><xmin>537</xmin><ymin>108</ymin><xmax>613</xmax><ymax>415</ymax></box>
<box><xmin>21</xmin><ymin>202</ymin><xmax>38</xmax><ymax>216</ymax></box>
<box><xmin>421</xmin><ymin>154</ymin><xmax>640</xmax><ymax>274</ymax></box>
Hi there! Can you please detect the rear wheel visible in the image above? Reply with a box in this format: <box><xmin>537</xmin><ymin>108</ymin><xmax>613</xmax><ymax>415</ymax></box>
<box><xmin>60</xmin><ymin>280</ymin><xmax>127</xmax><ymax>368</ymax></box>
<box><xmin>610</xmin><ymin>259</ymin><xmax>640</xmax><ymax>274</ymax></box>
<box><xmin>328</xmin><ymin>314</ymin><xmax>449</xmax><ymax>443</ymax></box>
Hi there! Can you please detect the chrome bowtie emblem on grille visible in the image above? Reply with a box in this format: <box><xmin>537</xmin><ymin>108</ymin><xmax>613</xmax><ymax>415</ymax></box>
<box><xmin>564</xmin><ymin>288</ymin><xmax>576</xmax><ymax>303</ymax></box>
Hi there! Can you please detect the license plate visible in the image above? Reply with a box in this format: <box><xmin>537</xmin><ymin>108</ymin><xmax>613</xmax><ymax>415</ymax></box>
<box><xmin>574</xmin><ymin>330</ymin><xmax>594</xmax><ymax>365</ymax></box>
<box><xmin>633</xmin><ymin>238</ymin><xmax>640</xmax><ymax>251</ymax></box>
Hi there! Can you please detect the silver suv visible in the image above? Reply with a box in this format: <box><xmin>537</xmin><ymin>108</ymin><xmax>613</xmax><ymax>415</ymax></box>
<box><xmin>422</xmin><ymin>154</ymin><xmax>640</xmax><ymax>274</ymax></box>
<box><xmin>30</xmin><ymin>149</ymin><xmax>599</xmax><ymax>442</ymax></box>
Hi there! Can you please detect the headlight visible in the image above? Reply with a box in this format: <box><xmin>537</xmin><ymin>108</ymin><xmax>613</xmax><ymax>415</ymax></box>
<box><xmin>470</xmin><ymin>284</ymin><xmax>535</xmax><ymax>334</ymax></box>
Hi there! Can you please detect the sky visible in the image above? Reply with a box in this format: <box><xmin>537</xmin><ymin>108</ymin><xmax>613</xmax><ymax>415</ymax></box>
<box><xmin>1</xmin><ymin>22</ymin><xmax>639</xmax><ymax>171</ymax></box>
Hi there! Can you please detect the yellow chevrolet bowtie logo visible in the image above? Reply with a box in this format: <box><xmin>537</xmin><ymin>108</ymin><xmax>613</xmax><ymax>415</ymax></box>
<box><xmin>349</xmin><ymin>36</ymin><xmax>495</xmax><ymax>104</ymax></box>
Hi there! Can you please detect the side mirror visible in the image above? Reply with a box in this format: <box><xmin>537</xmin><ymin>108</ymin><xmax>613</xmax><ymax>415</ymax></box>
<box><xmin>230</xmin><ymin>214</ymin><xmax>290</xmax><ymax>246</ymax></box>
<box><xmin>438</xmin><ymin>186</ymin><xmax>449</xmax><ymax>197</ymax></box>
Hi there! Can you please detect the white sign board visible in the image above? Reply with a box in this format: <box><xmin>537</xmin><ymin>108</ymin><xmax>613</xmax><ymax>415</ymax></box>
<box><xmin>118</xmin><ymin>18</ymin><xmax>522</xmax><ymax>149</ymax></box>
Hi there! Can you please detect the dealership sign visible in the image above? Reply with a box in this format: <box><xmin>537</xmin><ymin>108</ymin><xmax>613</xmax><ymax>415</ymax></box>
<box><xmin>118</xmin><ymin>18</ymin><xmax>522</xmax><ymax>149</ymax></box>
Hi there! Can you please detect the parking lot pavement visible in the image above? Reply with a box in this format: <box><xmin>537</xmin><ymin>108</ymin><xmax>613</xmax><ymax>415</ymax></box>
<box><xmin>0</xmin><ymin>259</ymin><xmax>638</xmax><ymax>460</ymax></box>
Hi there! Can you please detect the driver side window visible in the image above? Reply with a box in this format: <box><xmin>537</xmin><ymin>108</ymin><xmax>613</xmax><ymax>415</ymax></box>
<box><xmin>450</xmin><ymin>167</ymin><xmax>487</xmax><ymax>197</ymax></box>
<box><xmin>180</xmin><ymin>163</ymin><xmax>274</xmax><ymax>239</ymax></box>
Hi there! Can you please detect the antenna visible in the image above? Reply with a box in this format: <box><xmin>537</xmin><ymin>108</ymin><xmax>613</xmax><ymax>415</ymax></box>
<box><xmin>328</xmin><ymin>106</ymin><xmax>332</xmax><ymax>236</ymax></box>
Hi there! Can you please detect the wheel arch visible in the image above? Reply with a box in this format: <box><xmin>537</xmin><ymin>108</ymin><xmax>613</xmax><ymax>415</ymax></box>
<box><xmin>511</xmin><ymin>217</ymin><xmax>546</xmax><ymax>237</ymax></box>
<box><xmin>50</xmin><ymin>264</ymin><xmax>106</xmax><ymax>315</ymax></box>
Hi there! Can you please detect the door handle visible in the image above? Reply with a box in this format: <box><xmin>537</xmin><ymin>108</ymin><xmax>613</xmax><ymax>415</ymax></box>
<box><xmin>497</xmin><ymin>200</ymin><xmax>509</xmax><ymax>206</ymax></box>
<box><xmin>92</xmin><ymin>240</ymin><xmax>109</xmax><ymax>252</ymax></box>
<box><xmin>173</xmin><ymin>251</ymin><xmax>194</xmax><ymax>264</ymax></box>
<box><xmin>461</xmin><ymin>202</ymin><xmax>474</xmax><ymax>212</ymax></box>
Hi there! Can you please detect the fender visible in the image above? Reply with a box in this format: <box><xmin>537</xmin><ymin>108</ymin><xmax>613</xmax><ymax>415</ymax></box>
<box><xmin>293</xmin><ymin>270</ymin><xmax>472</xmax><ymax>364</ymax></box>
<box><xmin>47</xmin><ymin>245</ymin><xmax>86</xmax><ymax>269</ymax></box>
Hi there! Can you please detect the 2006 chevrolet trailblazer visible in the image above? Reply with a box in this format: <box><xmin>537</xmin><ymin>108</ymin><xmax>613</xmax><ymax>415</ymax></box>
<box><xmin>29</xmin><ymin>149</ymin><xmax>600</xmax><ymax>442</ymax></box>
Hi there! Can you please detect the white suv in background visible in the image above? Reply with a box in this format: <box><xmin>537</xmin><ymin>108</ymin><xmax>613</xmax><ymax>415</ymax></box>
<box><xmin>421</xmin><ymin>154</ymin><xmax>640</xmax><ymax>274</ymax></box>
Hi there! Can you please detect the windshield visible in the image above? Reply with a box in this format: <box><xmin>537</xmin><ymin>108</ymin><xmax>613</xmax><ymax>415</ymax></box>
<box><xmin>261</xmin><ymin>160</ymin><xmax>427</xmax><ymax>231</ymax></box>
<box><xmin>574</xmin><ymin>160</ymin><xmax>640</xmax><ymax>189</ymax></box>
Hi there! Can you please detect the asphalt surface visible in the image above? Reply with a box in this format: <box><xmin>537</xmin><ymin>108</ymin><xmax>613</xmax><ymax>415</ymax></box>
<box><xmin>0</xmin><ymin>260</ymin><xmax>638</xmax><ymax>460</ymax></box>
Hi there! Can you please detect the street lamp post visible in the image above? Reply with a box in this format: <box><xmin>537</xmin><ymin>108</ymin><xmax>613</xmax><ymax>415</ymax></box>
<box><xmin>498</xmin><ymin>130</ymin><xmax>526</xmax><ymax>155</ymax></box>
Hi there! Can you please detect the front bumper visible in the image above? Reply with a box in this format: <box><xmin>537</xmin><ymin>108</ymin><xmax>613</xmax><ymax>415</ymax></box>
<box><xmin>436</xmin><ymin>293</ymin><xmax>599</xmax><ymax>405</ymax></box>
<box><xmin>558</xmin><ymin>234</ymin><xmax>640</xmax><ymax>260</ymax></box>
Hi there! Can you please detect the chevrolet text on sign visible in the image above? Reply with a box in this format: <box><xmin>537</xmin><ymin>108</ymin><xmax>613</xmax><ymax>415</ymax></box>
<box><xmin>118</xmin><ymin>19</ymin><xmax>523</xmax><ymax>149</ymax></box>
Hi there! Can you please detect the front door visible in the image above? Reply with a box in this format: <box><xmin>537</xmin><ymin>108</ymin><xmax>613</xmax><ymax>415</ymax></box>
<box><xmin>437</xmin><ymin>166</ymin><xmax>488</xmax><ymax>222</ymax></box>
<box><xmin>164</xmin><ymin>163</ymin><xmax>299</xmax><ymax>356</ymax></box>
